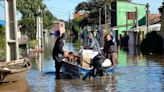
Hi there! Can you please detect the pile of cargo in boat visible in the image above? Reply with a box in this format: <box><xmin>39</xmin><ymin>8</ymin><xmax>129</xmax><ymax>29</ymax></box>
<box><xmin>61</xmin><ymin>49</ymin><xmax>114</xmax><ymax>79</ymax></box>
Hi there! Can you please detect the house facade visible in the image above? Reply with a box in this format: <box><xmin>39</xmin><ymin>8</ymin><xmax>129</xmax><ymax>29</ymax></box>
<box><xmin>111</xmin><ymin>1</ymin><xmax>147</xmax><ymax>35</ymax></box>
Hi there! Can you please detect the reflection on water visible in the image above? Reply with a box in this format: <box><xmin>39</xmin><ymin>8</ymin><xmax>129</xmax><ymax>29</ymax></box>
<box><xmin>54</xmin><ymin>76</ymin><xmax>116</xmax><ymax>92</ymax></box>
<box><xmin>0</xmin><ymin>79</ymin><xmax>29</xmax><ymax>92</ymax></box>
<box><xmin>0</xmin><ymin>36</ymin><xmax>161</xmax><ymax>92</ymax></box>
<box><xmin>25</xmin><ymin>36</ymin><xmax>164</xmax><ymax>92</ymax></box>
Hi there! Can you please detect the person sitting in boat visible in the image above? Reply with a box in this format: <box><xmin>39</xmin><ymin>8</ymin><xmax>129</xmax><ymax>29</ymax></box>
<box><xmin>52</xmin><ymin>32</ymin><xmax>69</xmax><ymax>79</ymax></box>
<box><xmin>103</xmin><ymin>33</ymin><xmax>117</xmax><ymax>66</ymax></box>
<box><xmin>87</xmin><ymin>33</ymin><xmax>100</xmax><ymax>52</ymax></box>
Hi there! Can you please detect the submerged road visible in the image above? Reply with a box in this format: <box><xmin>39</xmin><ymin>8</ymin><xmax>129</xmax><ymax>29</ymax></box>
<box><xmin>1</xmin><ymin>37</ymin><xmax>164</xmax><ymax>92</ymax></box>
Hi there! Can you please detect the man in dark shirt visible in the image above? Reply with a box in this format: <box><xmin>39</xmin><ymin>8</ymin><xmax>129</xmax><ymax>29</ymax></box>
<box><xmin>52</xmin><ymin>32</ymin><xmax>67</xmax><ymax>79</ymax></box>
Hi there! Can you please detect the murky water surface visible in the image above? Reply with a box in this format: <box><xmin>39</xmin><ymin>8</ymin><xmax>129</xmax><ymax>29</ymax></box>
<box><xmin>0</xmin><ymin>36</ymin><xmax>164</xmax><ymax>92</ymax></box>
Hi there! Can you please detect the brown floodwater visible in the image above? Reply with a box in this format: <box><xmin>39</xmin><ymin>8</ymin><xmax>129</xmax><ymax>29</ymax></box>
<box><xmin>0</xmin><ymin>79</ymin><xmax>29</xmax><ymax>92</ymax></box>
<box><xmin>0</xmin><ymin>37</ymin><xmax>164</xmax><ymax>92</ymax></box>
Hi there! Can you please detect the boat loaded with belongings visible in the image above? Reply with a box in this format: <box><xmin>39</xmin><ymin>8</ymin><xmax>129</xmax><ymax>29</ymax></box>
<box><xmin>61</xmin><ymin>49</ymin><xmax>115</xmax><ymax>79</ymax></box>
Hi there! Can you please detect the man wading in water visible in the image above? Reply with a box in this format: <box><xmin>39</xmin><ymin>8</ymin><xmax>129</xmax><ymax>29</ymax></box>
<box><xmin>52</xmin><ymin>32</ymin><xmax>68</xmax><ymax>79</ymax></box>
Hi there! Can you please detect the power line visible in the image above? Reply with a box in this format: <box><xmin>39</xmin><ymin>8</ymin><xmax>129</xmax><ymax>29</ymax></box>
<box><xmin>48</xmin><ymin>7</ymin><xmax>72</xmax><ymax>16</ymax></box>
<box><xmin>52</xmin><ymin>11</ymin><xmax>68</xmax><ymax>16</ymax></box>
<box><xmin>44</xmin><ymin>0</ymin><xmax>82</xmax><ymax>9</ymax></box>
<box><xmin>48</xmin><ymin>6</ymin><xmax>75</xmax><ymax>16</ymax></box>
<box><xmin>47</xmin><ymin>4</ymin><xmax>75</xmax><ymax>13</ymax></box>
<box><xmin>49</xmin><ymin>7</ymin><xmax>67</xmax><ymax>13</ymax></box>
<box><xmin>68</xmin><ymin>0</ymin><xmax>86</xmax><ymax>3</ymax></box>
<box><xmin>50</xmin><ymin>9</ymin><xmax>66</xmax><ymax>14</ymax></box>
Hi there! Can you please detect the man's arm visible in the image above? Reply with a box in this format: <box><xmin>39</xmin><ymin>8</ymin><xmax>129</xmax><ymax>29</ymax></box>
<box><xmin>58</xmin><ymin>39</ymin><xmax>64</xmax><ymax>54</ymax></box>
<box><xmin>90</xmin><ymin>39</ymin><xmax>96</xmax><ymax>48</ymax></box>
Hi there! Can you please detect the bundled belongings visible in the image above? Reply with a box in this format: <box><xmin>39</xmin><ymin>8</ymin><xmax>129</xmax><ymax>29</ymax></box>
<box><xmin>65</xmin><ymin>52</ymin><xmax>82</xmax><ymax>66</ymax></box>
<box><xmin>61</xmin><ymin>49</ymin><xmax>114</xmax><ymax>79</ymax></box>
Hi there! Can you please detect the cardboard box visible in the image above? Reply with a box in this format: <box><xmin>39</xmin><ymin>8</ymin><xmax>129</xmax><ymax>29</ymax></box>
<box><xmin>81</xmin><ymin>49</ymin><xmax>99</xmax><ymax>68</ymax></box>
<box><xmin>82</xmin><ymin>54</ymin><xmax>91</xmax><ymax>68</ymax></box>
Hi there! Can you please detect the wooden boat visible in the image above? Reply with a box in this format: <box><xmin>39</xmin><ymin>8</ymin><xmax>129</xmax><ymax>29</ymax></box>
<box><xmin>61</xmin><ymin>49</ymin><xmax>115</xmax><ymax>79</ymax></box>
<box><xmin>0</xmin><ymin>59</ymin><xmax>31</xmax><ymax>83</ymax></box>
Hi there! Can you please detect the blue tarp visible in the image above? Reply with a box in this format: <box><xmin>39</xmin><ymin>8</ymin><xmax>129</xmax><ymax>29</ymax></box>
<box><xmin>0</xmin><ymin>20</ymin><xmax>5</xmax><ymax>26</ymax></box>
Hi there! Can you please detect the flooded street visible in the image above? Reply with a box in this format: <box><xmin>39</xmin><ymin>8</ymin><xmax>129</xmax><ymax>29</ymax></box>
<box><xmin>26</xmin><ymin>36</ymin><xmax>164</xmax><ymax>92</ymax></box>
<box><xmin>1</xmin><ymin>37</ymin><xmax>164</xmax><ymax>92</ymax></box>
<box><xmin>0</xmin><ymin>0</ymin><xmax>164</xmax><ymax>92</ymax></box>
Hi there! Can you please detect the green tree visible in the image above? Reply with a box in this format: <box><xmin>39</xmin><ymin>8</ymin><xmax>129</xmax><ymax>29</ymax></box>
<box><xmin>75</xmin><ymin>0</ymin><xmax>111</xmax><ymax>26</ymax></box>
<box><xmin>0</xmin><ymin>26</ymin><xmax>5</xmax><ymax>58</ymax></box>
<box><xmin>75</xmin><ymin>0</ymin><xmax>131</xmax><ymax>26</ymax></box>
<box><xmin>43</xmin><ymin>10</ymin><xmax>57</xmax><ymax>30</ymax></box>
<box><xmin>16</xmin><ymin>0</ymin><xmax>57</xmax><ymax>40</ymax></box>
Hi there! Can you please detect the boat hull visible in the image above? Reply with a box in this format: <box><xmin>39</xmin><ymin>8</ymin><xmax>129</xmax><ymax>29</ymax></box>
<box><xmin>0</xmin><ymin>70</ymin><xmax>27</xmax><ymax>83</ymax></box>
<box><xmin>61</xmin><ymin>61</ymin><xmax>114</xmax><ymax>79</ymax></box>
<box><xmin>62</xmin><ymin>61</ymin><xmax>81</xmax><ymax>78</ymax></box>
<box><xmin>0</xmin><ymin>60</ymin><xmax>31</xmax><ymax>83</ymax></box>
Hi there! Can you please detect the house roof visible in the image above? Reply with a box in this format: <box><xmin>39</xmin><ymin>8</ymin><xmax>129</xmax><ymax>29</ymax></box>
<box><xmin>73</xmin><ymin>11</ymin><xmax>88</xmax><ymax>19</ymax></box>
<box><xmin>148</xmin><ymin>14</ymin><xmax>161</xmax><ymax>24</ymax></box>
<box><xmin>126</xmin><ymin>23</ymin><xmax>161</xmax><ymax>32</ymax></box>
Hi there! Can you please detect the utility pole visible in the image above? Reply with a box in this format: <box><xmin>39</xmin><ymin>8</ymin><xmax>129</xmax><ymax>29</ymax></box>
<box><xmin>98</xmin><ymin>8</ymin><xmax>103</xmax><ymax>47</ymax></box>
<box><xmin>36</xmin><ymin>6</ymin><xmax>43</xmax><ymax>71</ymax></box>
<box><xmin>105</xmin><ymin>4</ymin><xmax>108</xmax><ymax>33</ymax></box>
<box><xmin>4</xmin><ymin>0</ymin><xmax>19</xmax><ymax>62</ymax></box>
<box><xmin>69</xmin><ymin>11</ymin><xmax>72</xmax><ymax>51</ymax></box>
<box><xmin>105</xmin><ymin>4</ymin><xmax>107</xmax><ymax>24</ymax></box>
<box><xmin>99</xmin><ymin>8</ymin><xmax>102</xmax><ymax>28</ymax></box>
<box><xmin>126</xmin><ymin>12</ymin><xmax>128</xmax><ymax>30</ymax></box>
<box><xmin>135</xmin><ymin>7</ymin><xmax>138</xmax><ymax>29</ymax></box>
<box><xmin>135</xmin><ymin>6</ymin><xmax>139</xmax><ymax>45</ymax></box>
<box><xmin>146</xmin><ymin>3</ymin><xmax>150</xmax><ymax>32</ymax></box>
<box><xmin>69</xmin><ymin>11</ymin><xmax>71</xmax><ymax>32</ymax></box>
<box><xmin>108</xmin><ymin>4</ymin><xmax>111</xmax><ymax>32</ymax></box>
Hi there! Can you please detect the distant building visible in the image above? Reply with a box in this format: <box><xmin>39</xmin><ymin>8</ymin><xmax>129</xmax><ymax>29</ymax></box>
<box><xmin>148</xmin><ymin>14</ymin><xmax>160</xmax><ymax>25</ymax></box>
<box><xmin>111</xmin><ymin>1</ymin><xmax>147</xmax><ymax>35</ymax></box>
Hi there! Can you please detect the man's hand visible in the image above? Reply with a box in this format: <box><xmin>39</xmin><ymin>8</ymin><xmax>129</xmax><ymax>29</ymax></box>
<box><xmin>64</xmin><ymin>51</ymin><xmax>69</xmax><ymax>57</ymax></box>
<box><xmin>88</xmin><ymin>46</ymin><xmax>93</xmax><ymax>50</ymax></box>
